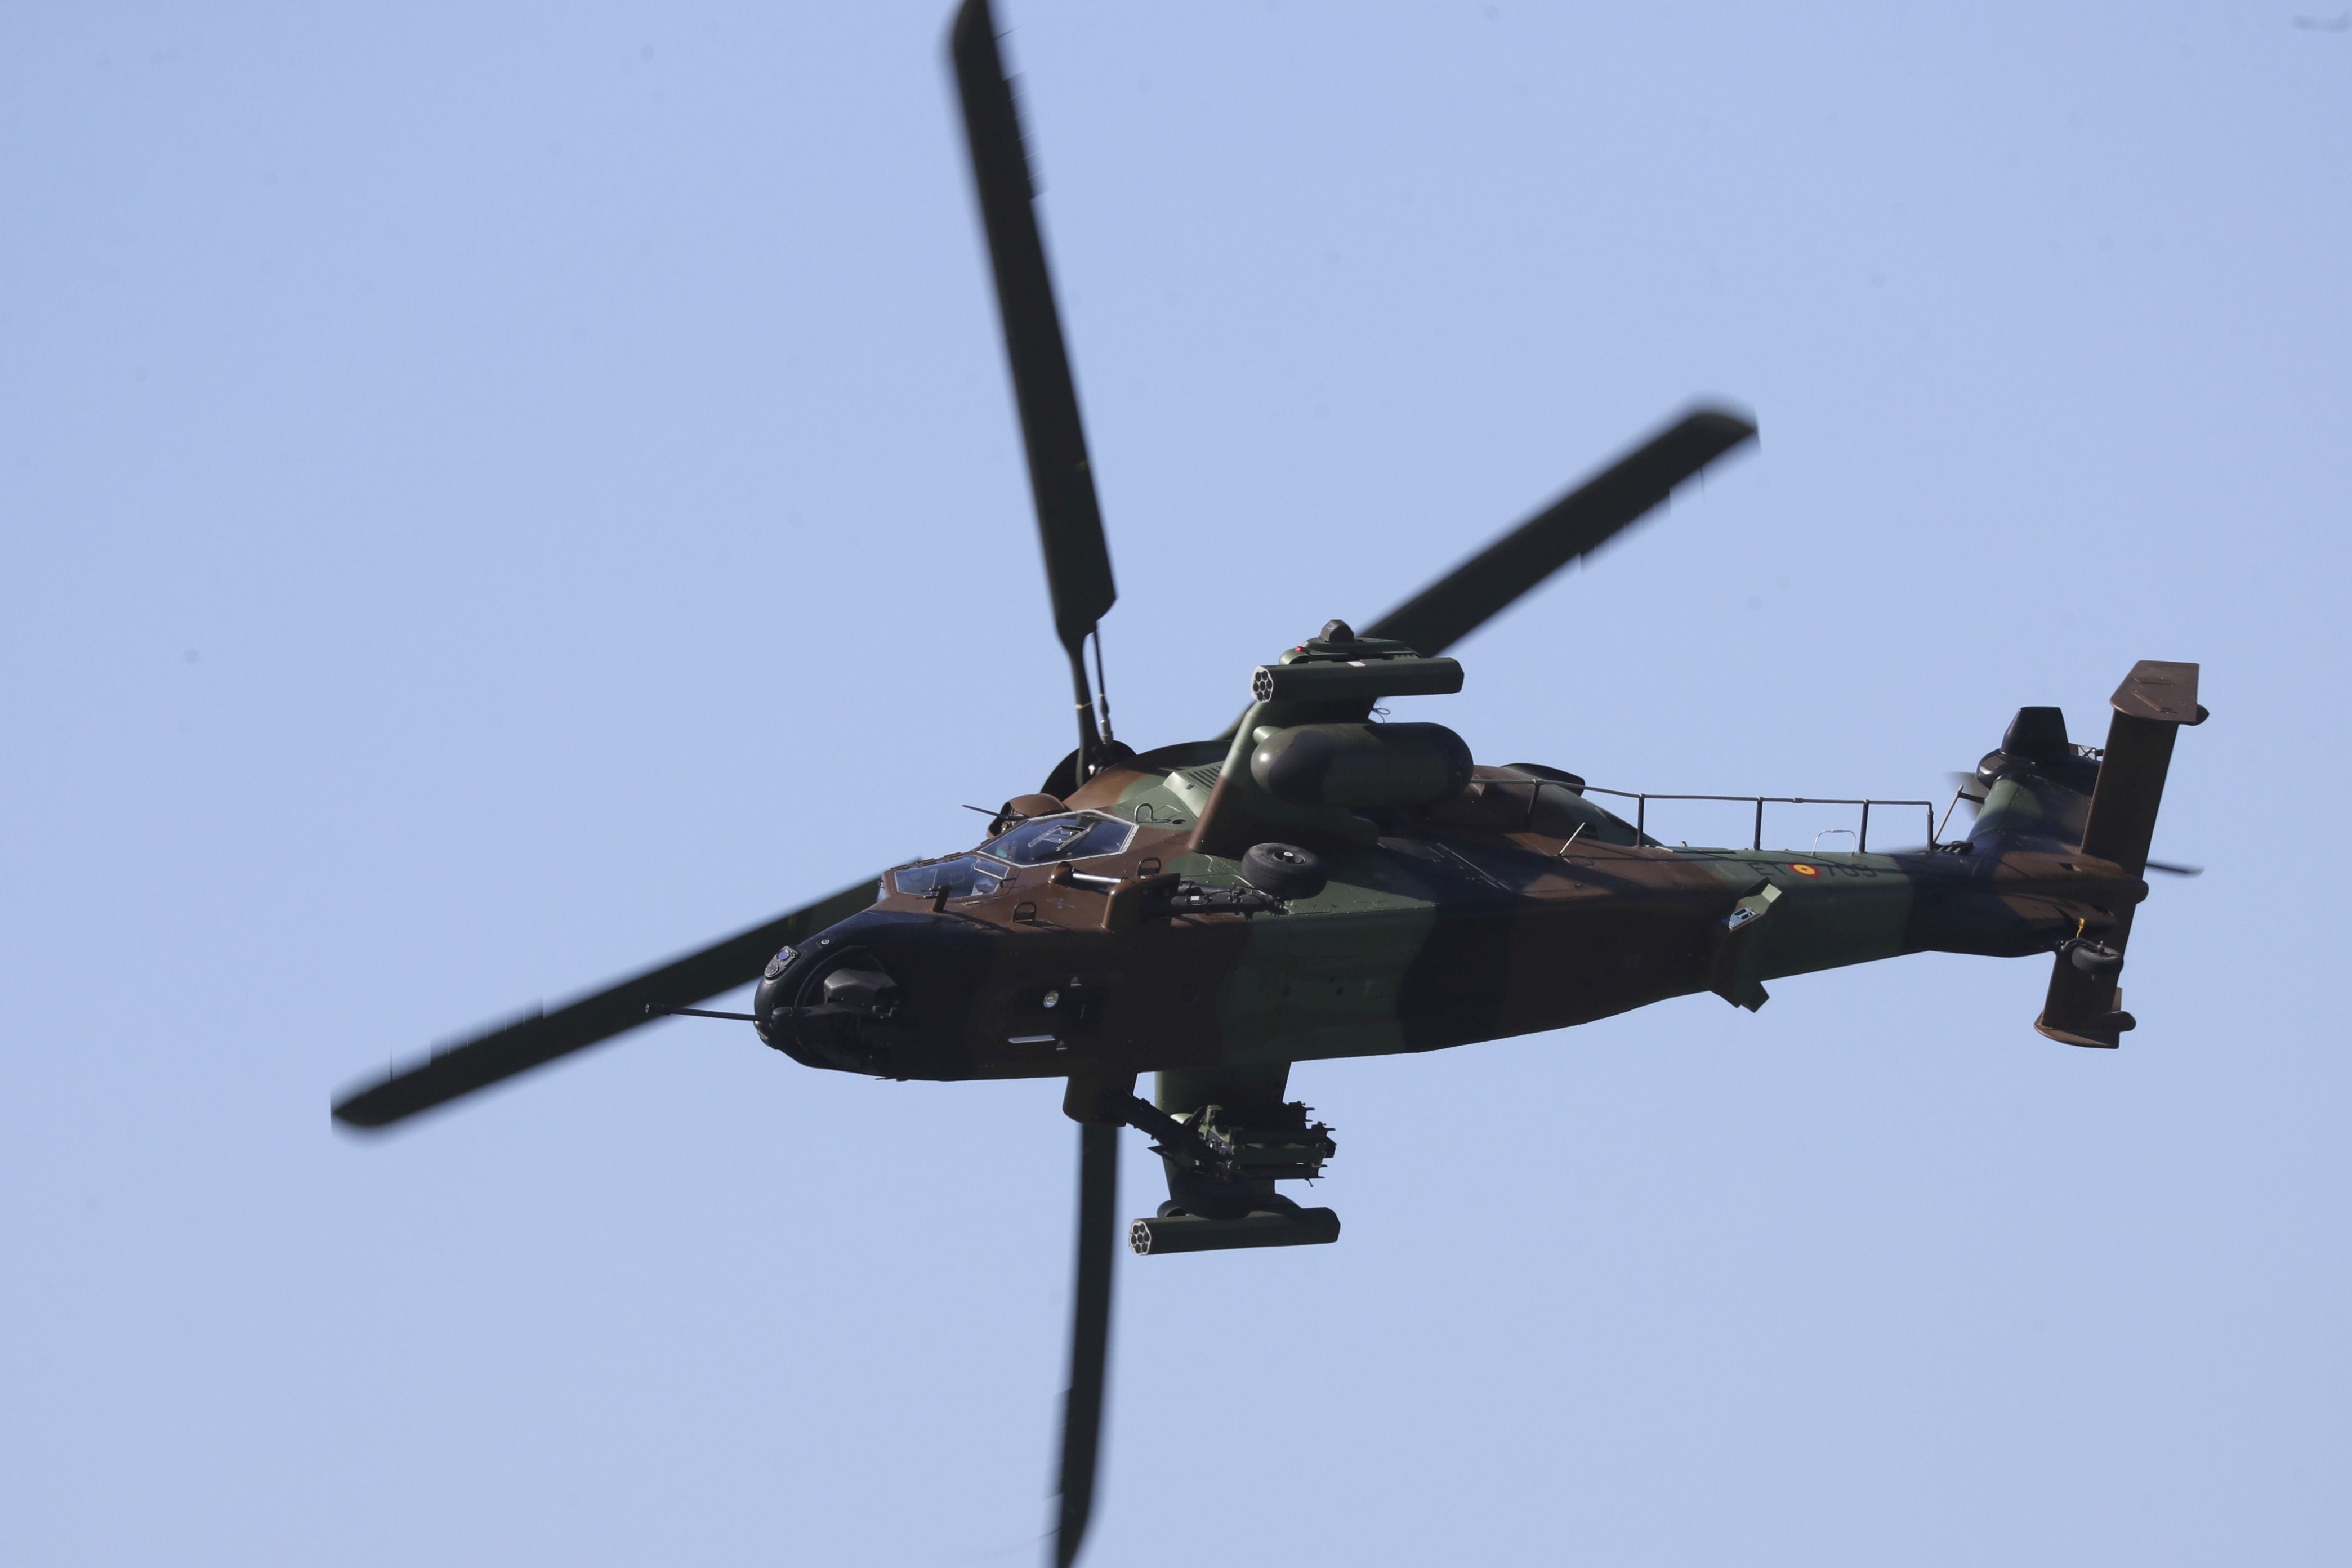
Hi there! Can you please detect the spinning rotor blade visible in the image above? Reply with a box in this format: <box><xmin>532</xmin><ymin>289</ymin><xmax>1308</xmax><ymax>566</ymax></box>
<box><xmin>1366</xmin><ymin>407</ymin><xmax>1757</xmax><ymax>656</ymax></box>
<box><xmin>1051</xmin><ymin>1122</ymin><xmax>1119</xmax><ymax>1568</ymax></box>
<box><xmin>950</xmin><ymin>0</ymin><xmax>1116</xmax><ymax>665</ymax></box>
<box><xmin>331</xmin><ymin>879</ymin><xmax>880</xmax><ymax>1130</ymax></box>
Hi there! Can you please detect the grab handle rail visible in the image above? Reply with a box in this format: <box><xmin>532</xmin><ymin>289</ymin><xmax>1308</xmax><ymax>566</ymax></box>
<box><xmin>1564</xmin><ymin>784</ymin><xmax>1942</xmax><ymax>853</ymax></box>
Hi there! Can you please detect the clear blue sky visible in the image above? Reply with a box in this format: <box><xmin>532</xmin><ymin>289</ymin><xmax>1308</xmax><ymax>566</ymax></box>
<box><xmin>3</xmin><ymin>3</ymin><xmax>2345</xmax><ymax>1563</ymax></box>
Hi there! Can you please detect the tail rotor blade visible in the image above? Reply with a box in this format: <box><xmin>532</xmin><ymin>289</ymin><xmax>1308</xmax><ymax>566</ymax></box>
<box><xmin>949</xmin><ymin>0</ymin><xmax>1116</xmax><ymax>661</ymax></box>
<box><xmin>1051</xmin><ymin>1122</ymin><xmax>1119</xmax><ymax>1568</ymax></box>
<box><xmin>329</xmin><ymin>878</ymin><xmax>881</xmax><ymax>1130</ymax></box>
<box><xmin>1365</xmin><ymin>406</ymin><xmax>1756</xmax><ymax>656</ymax></box>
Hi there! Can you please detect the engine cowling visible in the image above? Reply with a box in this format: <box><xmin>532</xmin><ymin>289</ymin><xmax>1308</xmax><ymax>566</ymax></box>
<box><xmin>1248</xmin><ymin>721</ymin><xmax>1473</xmax><ymax>811</ymax></box>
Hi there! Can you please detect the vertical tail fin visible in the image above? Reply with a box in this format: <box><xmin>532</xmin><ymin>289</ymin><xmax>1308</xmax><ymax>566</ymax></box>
<box><xmin>2034</xmin><ymin>661</ymin><xmax>2205</xmax><ymax>1048</ymax></box>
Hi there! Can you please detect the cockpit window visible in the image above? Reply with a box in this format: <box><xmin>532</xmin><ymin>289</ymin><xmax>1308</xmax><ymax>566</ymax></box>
<box><xmin>889</xmin><ymin>854</ymin><xmax>1011</xmax><ymax>901</ymax></box>
<box><xmin>983</xmin><ymin>811</ymin><xmax>1136</xmax><ymax>866</ymax></box>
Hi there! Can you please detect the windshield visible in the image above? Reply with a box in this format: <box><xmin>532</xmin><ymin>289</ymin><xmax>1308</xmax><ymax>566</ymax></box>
<box><xmin>983</xmin><ymin>811</ymin><xmax>1136</xmax><ymax>866</ymax></box>
<box><xmin>889</xmin><ymin>854</ymin><xmax>1011</xmax><ymax>901</ymax></box>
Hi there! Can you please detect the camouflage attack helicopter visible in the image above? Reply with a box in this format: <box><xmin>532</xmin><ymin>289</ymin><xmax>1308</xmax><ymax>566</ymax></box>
<box><xmin>332</xmin><ymin>3</ymin><xmax>2207</xmax><ymax>1563</ymax></box>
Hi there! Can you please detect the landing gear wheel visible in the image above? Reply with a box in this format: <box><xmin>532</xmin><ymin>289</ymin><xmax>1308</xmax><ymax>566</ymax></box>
<box><xmin>1240</xmin><ymin>842</ymin><xmax>1328</xmax><ymax>900</ymax></box>
<box><xmin>2061</xmin><ymin>937</ymin><xmax>2123</xmax><ymax>976</ymax></box>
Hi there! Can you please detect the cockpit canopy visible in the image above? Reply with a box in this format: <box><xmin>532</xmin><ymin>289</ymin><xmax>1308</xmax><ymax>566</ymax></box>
<box><xmin>982</xmin><ymin>811</ymin><xmax>1134</xmax><ymax>866</ymax></box>
<box><xmin>890</xmin><ymin>855</ymin><xmax>1008</xmax><ymax>901</ymax></box>
<box><xmin>887</xmin><ymin>811</ymin><xmax>1137</xmax><ymax>901</ymax></box>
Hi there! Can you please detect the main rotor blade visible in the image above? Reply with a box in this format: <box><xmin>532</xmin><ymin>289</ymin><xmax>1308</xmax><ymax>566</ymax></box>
<box><xmin>1364</xmin><ymin>406</ymin><xmax>1757</xmax><ymax>656</ymax></box>
<box><xmin>1051</xmin><ymin>1122</ymin><xmax>1118</xmax><ymax>1568</ymax></box>
<box><xmin>950</xmin><ymin>0</ymin><xmax>1116</xmax><ymax>658</ymax></box>
<box><xmin>330</xmin><ymin>878</ymin><xmax>881</xmax><ymax>1131</ymax></box>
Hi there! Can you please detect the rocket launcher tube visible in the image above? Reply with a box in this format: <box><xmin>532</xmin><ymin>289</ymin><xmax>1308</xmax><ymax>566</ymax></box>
<box><xmin>1250</xmin><ymin>654</ymin><xmax>1463</xmax><ymax>703</ymax></box>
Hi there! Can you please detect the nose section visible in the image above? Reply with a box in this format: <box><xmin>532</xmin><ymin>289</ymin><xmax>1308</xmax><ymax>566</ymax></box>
<box><xmin>753</xmin><ymin>910</ymin><xmax>989</xmax><ymax>1079</ymax></box>
<box><xmin>753</xmin><ymin>950</ymin><xmax>901</xmax><ymax>1069</ymax></box>
<box><xmin>816</xmin><ymin>963</ymin><xmax>902</xmax><ymax>1016</ymax></box>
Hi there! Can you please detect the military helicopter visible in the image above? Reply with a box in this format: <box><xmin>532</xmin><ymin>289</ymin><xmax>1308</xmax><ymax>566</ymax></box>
<box><xmin>331</xmin><ymin>3</ymin><xmax>2206</xmax><ymax>1564</ymax></box>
